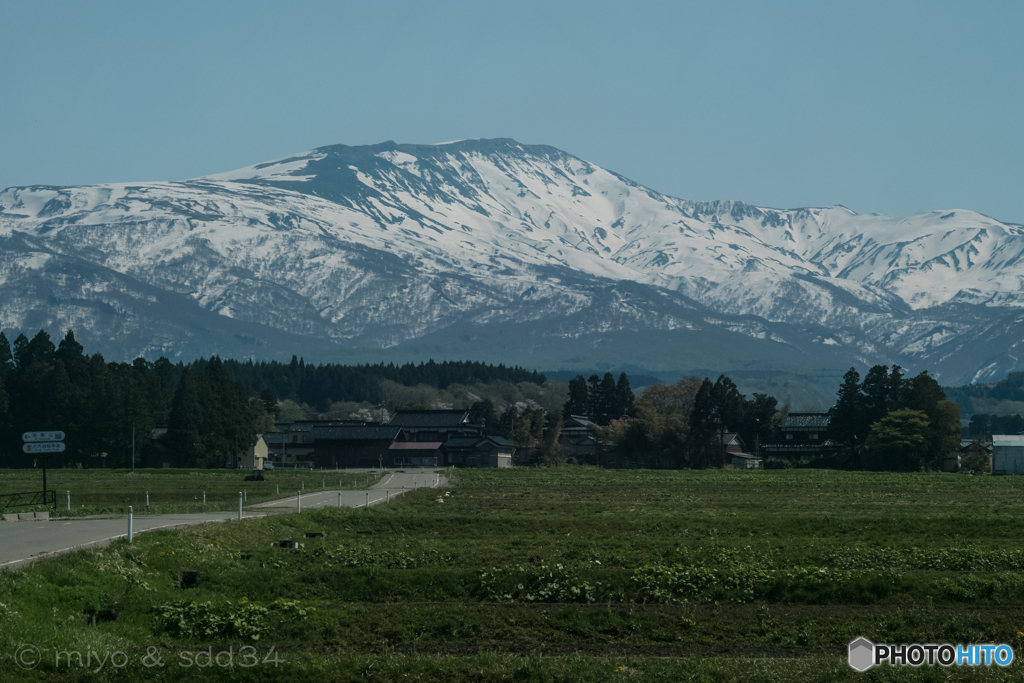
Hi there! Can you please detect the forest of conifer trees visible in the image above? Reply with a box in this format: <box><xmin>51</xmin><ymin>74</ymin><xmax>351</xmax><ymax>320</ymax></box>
<box><xmin>0</xmin><ymin>330</ymin><xmax>548</xmax><ymax>469</ymax></box>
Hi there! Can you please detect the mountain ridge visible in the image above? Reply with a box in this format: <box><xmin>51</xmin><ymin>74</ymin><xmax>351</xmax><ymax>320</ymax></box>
<box><xmin>2</xmin><ymin>137</ymin><xmax>1023</xmax><ymax>391</ymax></box>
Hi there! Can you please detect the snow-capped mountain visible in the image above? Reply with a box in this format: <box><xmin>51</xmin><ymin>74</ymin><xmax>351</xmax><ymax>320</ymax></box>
<box><xmin>1</xmin><ymin>138</ymin><xmax>1022</xmax><ymax>386</ymax></box>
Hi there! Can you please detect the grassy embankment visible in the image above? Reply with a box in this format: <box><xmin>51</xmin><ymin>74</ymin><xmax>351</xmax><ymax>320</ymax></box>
<box><xmin>0</xmin><ymin>469</ymin><xmax>383</xmax><ymax>517</ymax></box>
<box><xmin>3</xmin><ymin>468</ymin><xmax>1024</xmax><ymax>681</ymax></box>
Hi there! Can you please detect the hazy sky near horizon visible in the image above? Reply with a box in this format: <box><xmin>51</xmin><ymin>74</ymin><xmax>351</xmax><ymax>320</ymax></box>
<box><xmin>2</xmin><ymin>1</ymin><xmax>1022</xmax><ymax>223</ymax></box>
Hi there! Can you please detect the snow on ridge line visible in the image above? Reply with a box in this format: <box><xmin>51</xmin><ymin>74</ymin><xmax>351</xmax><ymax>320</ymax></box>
<box><xmin>198</xmin><ymin>152</ymin><xmax>324</xmax><ymax>181</ymax></box>
<box><xmin>6</xmin><ymin>142</ymin><xmax>1024</xmax><ymax>320</ymax></box>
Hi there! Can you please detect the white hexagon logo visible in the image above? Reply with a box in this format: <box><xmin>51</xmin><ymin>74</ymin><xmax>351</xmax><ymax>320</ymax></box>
<box><xmin>848</xmin><ymin>637</ymin><xmax>875</xmax><ymax>671</ymax></box>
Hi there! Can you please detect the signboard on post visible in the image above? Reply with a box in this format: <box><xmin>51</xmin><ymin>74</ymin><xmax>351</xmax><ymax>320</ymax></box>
<box><xmin>23</xmin><ymin>431</ymin><xmax>65</xmax><ymax>443</ymax></box>
<box><xmin>23</xmin><ymin>442</ymin><xmax>66</xmax><ymax>454</ymax></box>
<box><xmin>22</xmin><ymin>430</ymin><xmax>65</xmax><ymax>512</ymax></box>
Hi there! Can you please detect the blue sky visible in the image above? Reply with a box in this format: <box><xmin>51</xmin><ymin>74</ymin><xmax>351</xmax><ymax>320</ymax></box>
<box><xmin>2</xmin><ymin>0</ymin><xmax>1022</xmax><ymax>223</ymax></box>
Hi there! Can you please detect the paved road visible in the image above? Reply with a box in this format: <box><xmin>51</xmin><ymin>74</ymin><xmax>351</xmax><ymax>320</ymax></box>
<box><xmin>252</xmin><ymin>468</ymin><xmax>447</xmax><ymax>510</ymax></box>
<box><xmin>0</xmin><ymin>468</ymin><xmax>447</xmax><ymax>570</ymax></box>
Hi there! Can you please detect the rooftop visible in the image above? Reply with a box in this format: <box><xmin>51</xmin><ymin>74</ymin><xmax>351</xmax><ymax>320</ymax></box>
<box><xmin>312</xmin><ymin>426</ymin><xmax>402</xmax><ymax>441</ymax></box>
<box><xmin>445</xmin><ymin>435</ymin><xmax>515</xmax><ymax>449</ymax></box>
<box><xmin>388</xmin><ymin>409</ymin><xmax>471</xmax><ymax>428</ymax></box>
<box><xmin>780</xmin><ymin>413</ymin><xmax>831</xmax><ymax>429</ymax></box>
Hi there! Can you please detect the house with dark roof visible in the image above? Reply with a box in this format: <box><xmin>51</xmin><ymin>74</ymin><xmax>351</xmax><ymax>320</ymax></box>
<box><xmin>560</xmin><ymin>415</ymin><xmax>601</xmax><ymax>463</ymax></box>
<box><xmin>387</xmin><ymin>409</ymin><xmax>482</xmax><ymax>442</ymax></box>
<box><xmin>721</xmin><ymin>432</ymin><xmax>746</xmax><ymax>454</ymax></box>
<box><xmin>265</xmin><ymin>422</ymin><xmax>318</xmax><ymax>466</ymax></box>
<box><xmin>761</xmin><ymin>413</ymin><xmax>836</xmax><ymax>462</ymax></box>
<box><xmin>312</xmin><ymin>425</ymin><xmax>405</xmax><ymax>469</ymax></box>
<box><xmin>444</xmin><ymin>435</ymin><xmax>515</xmax><ymax>468</ymax></box>
<box><xmin>390</xmin><ymin>409</ymin><xmax>487</xmax><ymax>450</ymax></box>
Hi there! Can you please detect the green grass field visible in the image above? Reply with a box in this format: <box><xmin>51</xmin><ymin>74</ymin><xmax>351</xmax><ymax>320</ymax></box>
<box><xmin>3</xmin><ymin>467</ymin><xmax>1024</xmax><ymax>681</ymax></box>
<box><xmin>0</xmin><ymin>468</ymin><xmax>383</xmax><ymax>516</ymax></box>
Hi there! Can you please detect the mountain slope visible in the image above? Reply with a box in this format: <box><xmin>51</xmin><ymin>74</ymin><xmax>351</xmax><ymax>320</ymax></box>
<box><xmin>1</xmin><ymin>138</ymin><xmax>1022</xmax><ymax>386</ymax></box>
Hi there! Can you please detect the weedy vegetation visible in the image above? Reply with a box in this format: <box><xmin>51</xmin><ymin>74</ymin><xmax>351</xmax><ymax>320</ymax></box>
<box><xmin>3</xmin><ymin>467</ymin><xmax>1024</xmax><ymax>681</ymax></box>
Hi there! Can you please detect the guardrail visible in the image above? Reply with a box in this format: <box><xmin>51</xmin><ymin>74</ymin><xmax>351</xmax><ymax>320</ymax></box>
<box><xmin>1</xmin><ymin>490</ymin><xmax>56</xmax><ymax>510</ymax></box>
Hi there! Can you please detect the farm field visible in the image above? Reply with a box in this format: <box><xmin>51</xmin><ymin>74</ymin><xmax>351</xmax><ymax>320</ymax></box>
<box><xmin>3</xmin><ymin>467</ymin><xmax>1024</xmax><ymax>681</ymax></box>
<box><xmin>0</xmin><ymin>468</ymin><xmax>383</xmax><ymax>517</ymax></box>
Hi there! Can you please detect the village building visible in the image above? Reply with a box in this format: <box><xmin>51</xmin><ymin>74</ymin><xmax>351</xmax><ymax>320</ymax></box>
<box><xmin>264</xmin><ymin>421</ymin><xmax>316</xmax><ymax>468</ymax></box>
<box><xmin>718</xmin><ymin>432</ymin><xmax>763</xmax><ymax>469</ymax></box>
<box><xmin>311</xmin><ymin>425</ymin><xmax>405</xmax><ymax>469</ymax></box>
<box><xmin>761</xmin><ymin>412</ymin><xmax>835</xmax><ymax>463</ymax></box>
<box><xmin>237</xmin><ymin>436</ymin><xmax>269</xmax><ymax>470</ymax></box>
<box><xmin>257</xmin><ymin>409</ymin><xmax>518</xmax><ymax>470</ymax></box>
<box><xmin>389</xmin><ymin>441</ymin><xmax>444</xmax><ymax>467</ymax></box>
<box><xmin>443</xmin><ymin>435</ymin><xmax>515</xmax><ymax>468</ymax></box>
<box><xmin>559</xmin><ymin>415</ymin><xmax>600</xmax><ymax>463</ymax></box>
<box><xmin>992</xmin><ymin>435</ymin><xmax>1024</xmax><ymax>474</ymax></box>
<box><xmin>386</xmin><ymin>409</ymin><xmax>480</xmax><ymax>442</ymax></box>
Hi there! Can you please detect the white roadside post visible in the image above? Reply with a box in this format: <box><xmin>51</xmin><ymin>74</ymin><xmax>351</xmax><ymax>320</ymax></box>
<box><xmin>402</xmin><ymin>485</ymin><xmax>405</xmax><ymax>496</ymax></box>
<box><xmin>365</xmin><ymin>492</ymin><xmax>369</xmax><ymax>508</ymax></box>
<box><xmin>203</xmin><ymin>491</ymin><xmax>206</xmax><ymax>505</ymax></box>
<box><xmin>297</xmin><ymin>491</ymin><xmax>301</xmax><ymax>513</ymax></box>
<box><xmin>387</xmin><ymin>490</ymin><xmax>390</xmax><ymax>504</ymax></box>
<box><xmin>128</xmin><ymin>506</ymin><xmax>133</xmax><ymax>543</ymax></box>
<box><xmin>337</xmin><ymin>491</ymin><xmax>341</xmax><ymax>508</ymax></box>
<box><xmin>146</xmin><ymin>491</ymin><xmax>149</xmax><ymax>506</ymax></box>
<box><xmin>66</xmin><ymin>490</ymin><xmax>70</xmax><ymax>511</ymax></box>
<box><xmin>238</xmin><ymin>492</ymin><xmax>243</xmax><ymax>520</ymax></box>
<box><xmin>244</xmin><ymin>489</ymin><xmax>247</xmax><ymax>502</ymax></box>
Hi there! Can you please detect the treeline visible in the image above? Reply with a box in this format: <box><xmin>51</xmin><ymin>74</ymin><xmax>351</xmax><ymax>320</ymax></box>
<box><xmin>946</xmin><ymin>370</ymin><xmax>1024</xmax><ymax>409</ymax></box>
<box><xmin>564</xmin><ymin>373</ymin><xmax>636</xmax><ymax>425</ymax></box>
<box><xmin>967</xmin><ymin>414</ymin><xmax>1024</xmax><ymax>439</ymax></box>
<box><xmin>0</xmin><ymin>329</ymin><xmax>550</xmax><ymax>469</ymax></box>
<box><xmin>0</xmin><ymin>330</ymin><xmax>270</xmax><ymax>469</ymax></box>
<box><xmin>217</xmin><ymin>357</ymin><xmax>545</xmax><ymax>412</ymax></box>
<box><xmin>591</xmin><ymin>375</ymin><xmax>781</xmax><ymax>469</ymax></box>
<box><xmin>827</xmin><ymin>365</ymin><xmax>960</xmax><ymax>471</ymax></box>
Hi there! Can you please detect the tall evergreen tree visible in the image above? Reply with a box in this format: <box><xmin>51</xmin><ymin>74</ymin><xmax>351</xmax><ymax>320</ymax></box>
<box><xmin>827</xmin><ymin>368</ymin><xmax>864</xmax><ymax>448</ymax></box>
<box><xmin>887</xmin><ymin>364</ymin><xmax>908</xmax><ymax>412</ymax></box>
<box><xmin>687</xmin><ymin>378</ymin><xmax>719</xmax><ymax>468</ymax></box>
<box><xmin>710</xmin><ymin>375</ymin><xmax>744</xmax><ymax>467</ymax></box>
<box><xmin>168</xmin><ymin>369</ymin><xmax>205</xmax><ymax>467</ymax></box>
<box><xmin>564</xmin><ymin>376</ymin><xmax>589</xmax><ymax>417</ymax></box>
<box><xmin>25</xmin><ymin>330</ymin><xmax>56</xmax><ymax>368</ymax></box>
<box><xmin>614</xmin><ymin>372</ymin><xmax>635</xmax><ymax>420</ymax></box>
<box><xmin>861</xmin><ymin>365</ymin><xmax>890</xmax><ymax>428</ymax></box>
<box><xmin>594</xmin><ymin>372</ymin><xmax>618</xmax><ymax>425</ymax></box>
<box><xmin>586</xmin><ymin>375</ymin><xmax>601</xmax><ymax>419</ymax></box>
<box><xmin>11</xmin><ymin>333</ymin><xmax>29</xmax><ymax>370</ymax></box>
<box><xmin>55</xmin><ymin>330</ymin><xmax>88</xmax><ymax>385</ymax></box>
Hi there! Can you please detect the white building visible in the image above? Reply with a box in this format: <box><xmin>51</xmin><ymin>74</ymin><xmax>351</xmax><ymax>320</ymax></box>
<box><xmin>992</xmin><ymin>435</ymin><xmax>1024</xmax><ymax>475</ymax></box>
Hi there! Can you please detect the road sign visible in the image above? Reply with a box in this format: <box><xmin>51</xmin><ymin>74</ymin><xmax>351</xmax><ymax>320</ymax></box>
<box><xmin>23</xmin><ymin>431</ymin><xmax>65</xmax><ymax>443</ymax></box>
<box><xmin>23</xmin><ymin>442</ymin><xmax>66</xmax><ymax>454</ymax></box>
